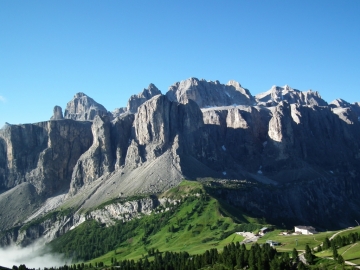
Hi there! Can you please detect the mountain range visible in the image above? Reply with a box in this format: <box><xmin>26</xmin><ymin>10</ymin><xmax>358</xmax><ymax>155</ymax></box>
<box><xmin>1</xmin><ymin>77</ymin><xmax>360</xmax><ymax>248</ymax></box>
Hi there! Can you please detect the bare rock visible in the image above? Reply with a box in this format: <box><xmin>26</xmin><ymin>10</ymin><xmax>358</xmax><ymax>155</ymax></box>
<box><xmin>166</xmin><ymin>77</ymin><xmax>254</xmax><ymax>108</ymax></box>
<box><xmin>128</xmin><ymin>95</ymin><xmax>203</xmax><ymax>166</ymax></box>
<box><xmin>69</xmin><ymin>115</ymin><xmax>113</xmax><ymax>195</ymax></box>
<box><xmin>64</xmin><ymin>92</ymin><xmax>109</xmax><ymax>121</ymax></box>
<box><xmin>50</xmin><ymin>105</ymin><xmax>64</xmax><ymax>120</ymax></box>
<box><xmin>329</xmin><ymin>98</ymin><xmax>351</xmax><ymax>108</ymax></box>
<box><xmin>111</xmin><ymin>113</ymin><xmax>135</xmax><ymax>170</ymax></box>
<box><xmin>111</xmin><ymin>107</ymin><xmax>128</xmax><ymax>118</ymax></box>
<box><xmin>127</xmin><ymin>84</ymin><xmax>162</xmax><ymax>113</ymax></box>
<box><xmin>256</xmin><ymin>85</ymin><xmax>328</xmax><ymax>106</ymax></box>
<box><xmin>267</xmin><ymin>102</ymin><xmax>294</xmax><ymax>160</ymax></box>
<box><xmin>0</xmin><ymin>120</ymin><xmax>93</xmax><ymax>196</ymax></box>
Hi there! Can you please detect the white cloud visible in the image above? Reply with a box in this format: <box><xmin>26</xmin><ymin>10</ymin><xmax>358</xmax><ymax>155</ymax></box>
<box><xmin>0</xmin><ymin>96</ymin><xmax>6</xmax><ymax>103</ymax></box>
<box><xmin>0</xmin><ymin>240</ymin><xmax>67</xmax><ymax>268</ymax></box>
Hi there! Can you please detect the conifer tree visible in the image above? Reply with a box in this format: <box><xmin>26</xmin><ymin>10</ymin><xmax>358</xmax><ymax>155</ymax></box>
<box><xmin>292</xmin><ymin>248</ymin><xmax>298</xmax><ymax>261</ymax></box>
<box><xmin>304</xmin><ymin>244</ymin><xmax>314</xmax><ymax>265</ymax></box>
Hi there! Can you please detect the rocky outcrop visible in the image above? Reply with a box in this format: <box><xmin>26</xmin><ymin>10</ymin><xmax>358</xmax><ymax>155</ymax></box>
<box><xmin>0</xmin><ymin>196</ymin><xmax>175</xmax><ymax>246</ymax></box>
<box><xmin>330</xmin><ymin>99</ymin><xmax>360</xmax><ymax>122</ymax></box>
<box><xmin>88</xmin><ymin>197</ymin><xmax>160</xmax><ymax>224</ymax></box>
<box><xmin>127</xmin><ymin>84</ymin><xmax>162</xmax><ymax>113</ymax></box>
<box><xmin>64</xmin><ymin>92</ymin><xmax>109</xmax><ymax>121</ymax></box>
<box><xmin>111</xmin><ymin>107</ymin><xmax>128</xmax><ymax>118</ymax></box>
<box><xmin>50</xmin><ymin>106</ymin><xmax>64</xmax><ymax>120</ymax></box>
<box><xmin>166</xmin><ymin>77</ymin><xmax>254</xmax><ymax>108</ymax></box>
<box><xmin>329</xmin><ymin>98</ymin><xmax>351</xmax><ymax>108</ymax></box>
<box><xmin>256</xmin><ymin>85</ymin><xmax>327</xmax><ymax>107</ymax></box>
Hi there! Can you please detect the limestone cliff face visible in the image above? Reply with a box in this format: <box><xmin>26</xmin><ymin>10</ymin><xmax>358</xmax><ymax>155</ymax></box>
<box><xmin>200</xmin><ymin>99</ymin><xmax>360</xmax><ymax>184</ymax></box>
<box><xmin>166</xmin><ymin>77</ymin><xmax>254</xmax><ymax>108</ymax></box>
<box><xmin>111</xmin><ymin>113</ymin><xmax>135</xmax><ymax>170</ymax></box>
<box><xmin>129</xmin><ymin>95</ymin><xmax>203</xmax><ymax>166</ymax></box>
<box><xmin>64</xmin><ymin>93</ymin><xmax>109</xmax><ymax>121</ymax></box>
<box><xmin>267</xmin><ymin>102</ymin><xmax>294</xmax><ymax>160</ymax></box>
<box><xmin>69</xmin><ymin>116</ymin><xmax>113</xmax><ymax>195</ymax></box>
<box><xmin>0</xmin><ymin>120</ymin><xmax>93</xmax><ymax>196</ymax></box>
<box><xmin>67</xmin><ymin>94</ymin><xmax>204</xmax><ymax>195</ymax></box>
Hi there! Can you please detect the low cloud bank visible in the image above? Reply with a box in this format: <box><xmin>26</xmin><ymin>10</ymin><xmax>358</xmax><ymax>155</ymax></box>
<box><xmin>0</xmin><ymin>240</ymin><xmax>67</xmax><ymax>269</ymax></box>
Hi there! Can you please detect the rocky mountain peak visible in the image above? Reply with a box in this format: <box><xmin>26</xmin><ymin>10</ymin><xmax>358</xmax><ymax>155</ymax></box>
<box><xmin>145</xmin><ymin>83</ymin><xmax>161</xmax><ymax>97</ymax></box>
<box><xmin>74</xmin><ymin>92</ymin><xmax>87</xmax><ymax>98</ymax></box>
<box><xmin>1</xmin><ymin>122</ymin><xmax>12</xmax><ymax>130</ymax></box>
<box><xmin>127</xmin><ymin>84</ymin><xmax>162</xmax><ymax>113</ymax></box>
<box><xmin>63</xmin><ymin>92</ymin><xmax>109</xmax><ymax>121</ymax></box>
<box><xmin>166</xmin><ymin>77</ymin><xmax>254</xmax><ymax>108</ymax></box>
<box><xmin>226</xmin><ymin>80</ymin><xmax>242</xmax><ymax>88</ymax></box>
<box><xmin>50</xmin><ymin>105</ymin><xmax>64</xmax><ymax>120</ymax></box>
<box><xmin>256</xmin><ymin>85</ymin><xmax>327</xmax><ymax>107</ymax></box>
<box><xmin>330</xmin><ymin>98</ymin><xmax>351</xmax><ymax>108</ymax></box>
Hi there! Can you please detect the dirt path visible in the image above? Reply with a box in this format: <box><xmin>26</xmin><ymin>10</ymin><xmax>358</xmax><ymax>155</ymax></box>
<box><xmin>329</xmin><ymin>227</ymin><xmax>352</xmax><ymax>240</ymax></box>
<box><xmin>342</xmin><ymin>243</ymin><xmax>358</xmax><ymax>256</ymax></box>
<box><xmin>323</xmin><ymin>257</ymin><xmax>360</xmax><ymax>269</ymax></box>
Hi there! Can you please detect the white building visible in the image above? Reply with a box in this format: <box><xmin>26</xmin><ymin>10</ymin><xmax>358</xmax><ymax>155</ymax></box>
<box><xmin>294</xmin><ymin>226</ymin><xmax>317</xmax><ymax>235</ymax></box>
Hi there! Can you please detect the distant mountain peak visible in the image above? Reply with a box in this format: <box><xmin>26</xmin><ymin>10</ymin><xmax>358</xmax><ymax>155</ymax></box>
<box><xmin>256</xmin><ymin>85</ymin><xmax>327</xmax><ymax>107</ymax></box>
<box><xmin>63</xmin><ymin>92</ymin><xmax>109</xmax><ymax>121</ymax></box>
<box><xmin>127</xmin><ymin>84</ymin><xmax>162</xmax><ymax>113</ymax></box>
<box><xmin>166</xmin><ymin>78</ymin><xmax>254</xmax><ymax>108</ymax></box>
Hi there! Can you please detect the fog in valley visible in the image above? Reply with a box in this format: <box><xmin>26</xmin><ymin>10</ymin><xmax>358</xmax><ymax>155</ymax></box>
<box><xmin>0</xmin><ymin>240</ymin><xmax>67</xmax><ymax>269</ymax></box>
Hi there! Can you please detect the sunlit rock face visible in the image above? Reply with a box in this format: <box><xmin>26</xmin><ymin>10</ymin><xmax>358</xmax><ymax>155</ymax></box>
<box><xmin>255</xmin><ymin>85</ymin><xmax>328</xmax><ymax>107</ymax></box>
<box><xmin>166</xmin><ymin>77</ymin><xmax>255</xmax><ymax>108</ymax></box>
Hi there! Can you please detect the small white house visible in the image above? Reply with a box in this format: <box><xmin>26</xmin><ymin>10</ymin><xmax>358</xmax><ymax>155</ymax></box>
<box><xmin>294</xmin><ymin>226</ymin><xmax>317</xmax><ymax>235</ymax></box>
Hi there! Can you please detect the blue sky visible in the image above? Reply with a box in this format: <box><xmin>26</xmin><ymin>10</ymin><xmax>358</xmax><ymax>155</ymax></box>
<box><xmin>1</xmin><ymin>1</ymin><xmax>359</xmax><ymax>125</ymax></box>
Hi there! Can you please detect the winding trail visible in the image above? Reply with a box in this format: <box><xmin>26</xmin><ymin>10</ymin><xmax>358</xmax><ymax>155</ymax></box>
<box><xmin>342</xmin><ymin>243</ymin><xmax>358</xmax><ymax>256</ymax></box>
<box><xmin>321</xmin><ymin>227</ymin><xmax>360</xmax><ymax>269</ymax></box>
<box><xmin>301</xmin><ymin>226</ymin><xmax>360</xmax><ymax>268</ymax></box>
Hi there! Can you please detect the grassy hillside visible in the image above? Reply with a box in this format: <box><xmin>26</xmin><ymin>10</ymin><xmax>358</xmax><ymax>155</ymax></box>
<box><xmin>50</xmin><ymin>180</ymin><xmax>266</xmax><ymax>264</ymax></box>
<box><xmin>315</xmin><ymin>226</ymin><xmax>360</xmax><ymax>266</ymax></box>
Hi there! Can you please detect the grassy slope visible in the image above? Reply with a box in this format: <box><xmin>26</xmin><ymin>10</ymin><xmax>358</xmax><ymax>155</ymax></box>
<box><xmin>87</xmin><ymin>181</ymin><xmax>264</xmax><ymax>265</ymax></box>
<box><xmin>257</xmin><ymin>230</ymin><xmax>334</xmax><ymax>251</ymax></box>
<box><xmin>314</xmin><ymin>227</ymin><xmax>360</xmax><ymax>266</ymax></box>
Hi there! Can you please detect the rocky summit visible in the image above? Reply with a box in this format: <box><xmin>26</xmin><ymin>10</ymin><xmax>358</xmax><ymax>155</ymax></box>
<box><xmin>1</xmin><ymin>77</ymin><xmax>360</xmax><ymax>247</ymax></box>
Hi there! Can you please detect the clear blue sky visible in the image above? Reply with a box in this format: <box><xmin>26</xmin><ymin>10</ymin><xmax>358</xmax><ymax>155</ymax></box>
<box><xmin>1</xmin><ymin>0</ymin><xmax>359</xmax><ymax>125</ymax></box>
